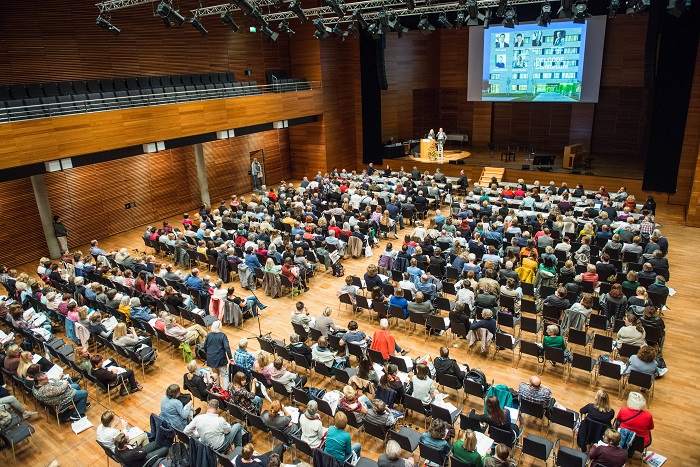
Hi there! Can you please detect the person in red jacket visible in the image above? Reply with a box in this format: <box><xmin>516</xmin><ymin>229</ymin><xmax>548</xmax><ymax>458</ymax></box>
<box><xmin>370</xmin><ymin>319</ymin><xmax>409</xmax><ymax>360</ymax></box>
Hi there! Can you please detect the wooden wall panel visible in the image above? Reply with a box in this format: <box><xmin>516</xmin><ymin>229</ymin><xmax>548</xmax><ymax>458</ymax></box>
<box><xmin>0</xmin><ymin>1</ymin><xmax>290</xmax><ymax>86</ymax></box>
<box><xmin>569</xmin><ymin>103</ymin><xmax>595</xmax><ymax>149</ymax></box>
<box><xmin>289</xmin><ymin>23</ymin><xmax>322</xmax><ymax>82</ymax></box>
<box><xmin>43</xmin><ymin>150</ymin><xmax>200</xmax><ymax>251</ymax></box>
<box><xmin>599</xmin><ymin>15</ymin><xmax>648</xmax><ymax>88</ymax></box>
<box><xmin>290</xmin><ymin>119</ymin><xmax>326</xmax><ymax>179</ymax></box>
<box><xmin>472</xmin><ymin>102</ymin><xmax>493</xmax><ymax>144</ymax></box>
<box><xmin>591</xmin><ymin>87</ymin><xmax>650</xmax><ymax>155</ymax></box>
<box><xmin>0</xmin><ymin>178</ymin><xmax>47</xmax><ymax>267</ymax></box>
<box><xmin>0</xmin><ymin>90</ymin><xmax>322</xmax><ymax>170</ymax></box>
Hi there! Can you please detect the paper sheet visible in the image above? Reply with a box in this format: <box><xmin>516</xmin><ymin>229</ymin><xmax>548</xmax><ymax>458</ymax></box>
<box><xmin>127</xmin><ymin>426</ymin><xmax>145</xmax><ymax>440</ymax></box>
<box><xmin>71</xmin><ymin>416</ymin><xmax>94</xmax><ymax>435</ymax></box>
<box><xmin>46</xmin><ymin>364</ymin><xmax>64</xmax><ymax>381</ymax></box>
<box><xmin>285</xmin><ymin>406</ymin><xmax>300</xmax><ymax>424</ymax></box>
<box><xmin>644</xmin><ymin>451</ymin><xmax>667</xmax><ymax>467</ymax></box>
<box><xmin>475</xmin><ymin>431</ymin><xmax>494</xmax><ymax>456</ymax></box>
<box><xmin>32</xmin><ymin>354</ymin><xmax>42</xmax><ymax>364</ymax></box>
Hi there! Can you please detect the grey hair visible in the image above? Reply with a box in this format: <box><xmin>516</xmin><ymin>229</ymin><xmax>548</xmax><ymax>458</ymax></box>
<box><xmin>306</xmin><ymin>400</ymin><xmax>318</xmax><ymax>416</ymax></box>
<box><xmin>385</xmin><ymin>440</ymin><xmax>401</xmax><ymax>460</ymax></box>
<box><xmin>130</xmin><ymin>297</ymin><xmax>141</xmax><ymax>307</ymax></box>
<box><xmin>380</xmin><ymin>318</ymin><xmax>389</xmax><ymax>329</ymax></box>
<box><xmin>238</xmin><ymin>338</ymin><xmax>249</xmax><ymax>350</ymax></box>
<box><xmin>627</xmin><ymin>391</ymin><xmax>647</xmax><ymax>411</ymax></box>
<box><xmin>482</xmin><ymin>309</ymin><xmax>493</xmax><ymax>318</ymax></box>
<box><xmin>74</xmin><ymin>276</ymin><xmax>84</xmax><ymax>286</ymax></box>
<box><xmin>290</xmin><ymin>333</ymin><xmax>300</xmax><ymax>344</ymax></box>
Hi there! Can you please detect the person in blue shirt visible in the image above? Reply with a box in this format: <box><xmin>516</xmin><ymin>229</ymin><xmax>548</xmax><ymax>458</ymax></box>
<box><xmin>324</xmin><ymin>411</ymin><xmax>361</xmax><ymax>462</ymax></box>
<box><xmin>183</xmin><ymin>268</ymin><xmax>204</xmax><ymax>290</ymax></box>
<box><xmin>406</xmin><ymin>258</ymin><xmax>424</xmax><ymax>282</ymax></box>
<box><xmin>129</xmin><ymin>297</ymin><xmax>156</xmax><ymax>324</ymax></box>
<box><xmin>433</xmin><ymin>210</ymin><xmax>446</xmax><ymax>226</ymax></box>
<box><xmin>419</xmin><ymin>419</ymin><xmax>451</xmax><ymax>465</ymax></box>
<box><xmin>416</xmin><ymin>275</ymin><xmax>437</xmax><ymax>302</ymax></box>
<box><xmin>389</xmin><ymin>288</ymin><xmax>409</xmax><ymax>318</ymax></box>
<box><xmin>244</xmin><ymin>247</ymin><xmax>262</xmax><ymax>271</ymax></box>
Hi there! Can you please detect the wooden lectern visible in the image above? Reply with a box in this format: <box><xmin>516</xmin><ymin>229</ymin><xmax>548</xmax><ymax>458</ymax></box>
<box><xmin>563</xmin><ymin>144</ymin><xmax>586</xmax><ymax>169</ymax></box>
<box><xmin>420</xmin><ymin>139</ymin><xmax>432</xmax><ymax>159</ymax></box>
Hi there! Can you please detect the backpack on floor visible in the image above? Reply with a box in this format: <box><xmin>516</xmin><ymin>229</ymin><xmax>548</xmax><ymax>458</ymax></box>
<box><xmin>332</xmin><ymin>261</ymin><xmax>345</xmax><ymax>277</ymax></box>
<box><xmin>168</xmin><ymin>442</ymin><xmax>189</xmax><ymax>467</ymax></box>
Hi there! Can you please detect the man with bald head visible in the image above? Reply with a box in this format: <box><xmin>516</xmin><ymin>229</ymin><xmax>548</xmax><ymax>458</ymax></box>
<box><xmin>518</xmin><ymin>375</ymin><xmax>553</xmax><ymax>411</ymax></box>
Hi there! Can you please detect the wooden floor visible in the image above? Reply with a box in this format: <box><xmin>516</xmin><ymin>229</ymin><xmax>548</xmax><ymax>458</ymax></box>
<box><xmin>5</xmin><ymin>194</ymin><xmax>699</xmax><ymax>467</ymax></box>
<box><xmin>394</xmin><ymin>147</ymin><xmax>646</xmax><ymax>179</ymax></box>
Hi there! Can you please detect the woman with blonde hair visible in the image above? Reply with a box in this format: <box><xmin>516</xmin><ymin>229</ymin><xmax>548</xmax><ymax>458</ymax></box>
<box><xmin>451</xmin><ymin>429</ymin><xmax>483</xmax><ymax>466</ymax></box>
<box><xmin>112</xmin><ymin>322</ymin><xmax>152</xmax><ymax>350</ymax></box>
<box><xmin>118</xmin><ymin>295</ymin><xmax>132</xmax><ymax>323</ymax></box>
<box><xmin>580</xmin><ymin>390</ymin><xmax>615</xmax><ymax>426</ymax></box>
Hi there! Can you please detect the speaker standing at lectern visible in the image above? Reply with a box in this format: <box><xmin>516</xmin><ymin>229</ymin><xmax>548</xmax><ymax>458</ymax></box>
<box><xmin>436</xmin><ymin>128</ymin><xmax>447</xmax><ymax>160</ymax></box>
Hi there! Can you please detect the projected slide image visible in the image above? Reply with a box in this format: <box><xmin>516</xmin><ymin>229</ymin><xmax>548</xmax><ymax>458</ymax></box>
<box><xmin>482</xmin><ymin>21</ymin><xmax>587</xmax><ymax>102</ymax></box>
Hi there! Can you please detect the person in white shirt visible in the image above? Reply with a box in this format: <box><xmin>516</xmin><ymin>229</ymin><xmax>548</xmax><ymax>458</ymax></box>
<box><xmin>183</xmin><ymin>399</ymin><xmax>243</xmax><ymax>454</ymax></box>
<box><xmin>398</xmin><ymin>273</ymin><xmax>417</xmax><ymax>294</ymax></box>
<box><xmin>96</xmin><ymin>410</ymin><xmax>149</xmax><ymax>452</ymax></box>
<box><xmin>455</xmin><ymin>280</ymin><xmax>476</xmax><ymax>311</ymax></box>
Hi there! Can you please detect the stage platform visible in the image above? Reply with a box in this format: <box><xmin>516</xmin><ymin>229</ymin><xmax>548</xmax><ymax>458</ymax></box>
<box><xmin>398</xmin><ymin>149</ymin><xmax>471</xmax><ymax>164</ymax></box>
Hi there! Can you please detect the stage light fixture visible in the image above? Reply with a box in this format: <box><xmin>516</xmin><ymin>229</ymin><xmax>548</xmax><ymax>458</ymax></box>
<box><xmin>289</xmin><ymin>1</ymin><xmax>308</xmax><ymax>23</ymax></box>
<box><xmin>233</xmin><ymin>0</ymin><xmax>256</xmax><ymax>16</ymax></box>
<box><xmin>354</xmin><ymin>9</ymin><xmax>368</xmax><ymax>29</ymax></box>
<box><xmin>467</xmin><ymin>0</ymin><xmax>481</xmax><ymax>25</ymax></box>
<box><xmin>395</xmin><ymin>20</ymin><xmax>408</xmax><ymax>38</ymax></box>
<box><xmin>156</xmin><ymin>2</ymin><xmax>185</xmax><ymax>27</ymax></box>
<box><xmin>558</xmin><ymin>0</ymin><xmax>573</xmax><ymax>18</ymax></box>
<box><xmin>667</xmin><ymin>0</ymin><xmax>689</xmax><ymax>17</ymax></box>
<box><xmin>96</xmin><ymin>15</ymin><xmax>121</xmax><ymax>35</ymax></box>
<box><xmin>379</xmin><ymin>10</ymin><xmax>389</xmax><ymax>31</ymax></box>
<box><xmin>483</xmin><ymin>8</ymin><xmax>491</xmax><ymax>28</ymax></box>
<box><xmin>406</xmin><ymin>0</ymin><xmax>416</xmax><ymax>12</ymax></box>
<box><xmin>313</xmin><ymin>18</ymin><xmax>330</xmax><ymax>39</ymax></box>
<box><xmin>331</xmin><ymin>23</ymin><xmax>348</xmax><ymax>40</ymax></box>
<box><xmin>536</xmin><ymin>2</ymin><xmax>551</xmax><ymax>26</ymax></box>
<box><xmin>326</xmin><ymin>0</ymin><xmax>347</xmax><ymax>19</ymax></box>
<box><xmin>418</xmin><ymin>15</ymin><xmax>435</xmax><ymax>34</ymax></box>
<box><xmin>496</xmin><ymin>0</ymin><xmax>508</xmax><ymax>17</ymax></box>
<box><xmin>573</xmin><ymin>0</ymin><xmax>591</xmax><ymax>22</ymax></box>
<box><xmin>626</xmin><ymin>0</ymin><xmax>650</xmax><ymax>14</ymax></box>
<box><xmin>502</xmin><ymin>5</ymin><xmax>517</xmax><ymax>28</ymax></box>
<box><xmin>189</xmin><ymin>17</ymin><xmax>208</xmax><ymax>35</ymax></box>
<box><xmin>438</xmin><ymin>13</ymin><xmax>453</xmax><ymax>29</ymax></box>
<box><xmin>261</xmin><ymin>25</ymin><xmax>279</xmax><ymax>41</ymax></box>
<box><xmin>607</xmin><ymin>0</ymin><xmax>620</xmax><ymax>16</ymax></box>
<box><xmin>278</xmin><ymin>21</ymin><xmax>295</xmax><ymax>36</ymax></box>
<box><xmin>251</xmin><ymin>10</ymin><xmax>269</xmax><ymax>28</ymax></box>
<box><xmin>221</xmin><ymin>11</ymin><xmax>239</xmax><ymax>31</ymax></box>
<box><xmin>347</xmin><ymin>23</ymin><xmax>360</xmax><ymax>37</ymax></box>
<box><xmin>455</xmin><ymin>11</ymin><xmax>465</xmax><ymax>28</ymax></box>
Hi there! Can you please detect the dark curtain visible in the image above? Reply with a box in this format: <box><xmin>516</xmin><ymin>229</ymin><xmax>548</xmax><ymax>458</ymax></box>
<box><xmin>360</xmin><ymin>34</ymin><xmax>383</xmax><ymax>165</ymax></box>
<box><xmin>642</xmin><ymin>1</ymin><xmax>700</xmax><ymax>193</ymax></box>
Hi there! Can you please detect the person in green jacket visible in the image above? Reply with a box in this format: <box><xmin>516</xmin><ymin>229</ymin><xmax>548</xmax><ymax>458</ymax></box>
<box><xmin>324</xmin><ymin>411</ymin><xmax>361</xmax><ymax>462</ymax></box>
<box><xmin>452</xmin><ymin>429</ymin><xmax>484</xmax><ymax>466</ymax></box>
<box><xmin>543</xmin><ymin>325</ymin><xmax>571</xmax><ymax>365</ymax></box>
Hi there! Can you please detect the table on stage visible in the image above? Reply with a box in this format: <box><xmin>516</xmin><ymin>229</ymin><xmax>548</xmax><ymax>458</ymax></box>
<box><xmin>501</xmin><ymin>151</ymin><xmax>516</xmax><ymax>162</ymax></box>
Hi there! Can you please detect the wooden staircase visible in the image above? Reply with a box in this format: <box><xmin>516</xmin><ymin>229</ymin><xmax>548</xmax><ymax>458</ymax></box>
<box><xmin>478</xmin><ymin>167</ymin><xmax>505</xmax><ymax>186</ymax></box>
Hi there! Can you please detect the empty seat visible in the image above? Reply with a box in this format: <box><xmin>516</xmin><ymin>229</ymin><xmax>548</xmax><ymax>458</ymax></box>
<box><xmin>190</xmin><ymin>74</ymin><xmax>202</xmax><ymax>85</ymax></box>
<box><xmin>43</xmin><ymin>82</ymin><xmax>59</xmax><ymax>96</ymax></box>
<box><xmin>226</xmin><ymin>71</ymin><xmax>236</xmax><ymax>83</ymax></box>
<box><xmin>181</xmin><ymin>74</ymin><xmax>193</xmax><ymax>86</ymax></box>
<box><xmin>73</xmin><ymin>80</ymin><xmax>88</xmax><ymax>94</ymax></box>
<box><xmin>217</xmin><ymin>72</ymin><xmax>228</xmax><ymax>84</ymax></box>
<box><xmin>127</xmin><ymin>89</ymin><xmax>143</xmax><ymax>105</ymax></box>
<box><xmin>139</xmin><ymin>88</ymin><xmax>154</xmax><ymax>105</ymax></box>
<box><xmin>0</xmin><ymin>85</ymin><xmax>10</xmax><ymax>101</ymax></box>
<box><xmin>114</xmin><ymin>90</ymin><xmax>130</xmax><ymax>107</ymax></box>
<box><xmin>209</xmin><ymin>73</ymin><xmax>221</xmax><ymax>84</ymax></box>
<box><xmin>56</xmin><ymin>95</ymin><xmax>78</xmax><ymax>114</ymax></box>
<box><xmin>175</xmin><ymin>86</ymin><xmax>188</xmax><ymax>102</ymax></box>
<box><xmin>9</xmin><ymin>84</ymin><xmax>28</xmax><ymax>100</ymax></box>
<box><xmin>150</xmin><ymin>87</ymin><xmax>165</xmax><ymax>104</ymax></box>
<box><xmin>194</xmin><ymin>84</ymin><xmax>206</xmax><ymax>92</ymax></box>
<box><xmin>86</xmin><ymin>92</ymin><xmax>105</xmax><ymax>111</ymax></box>
<box><xmin>0</xmin><ymin>101</ymin><xmax>8</xmax><ymax>123</ymax></box>
<box><xmin>161</xmin><ymin>87</ymin><xmax>177</xmax><ymax>103</ymax></box>
<box><xmin>184</xmin><ymin>85</ymin><xmax>197</xmax><ymax>99</ymax></box>
<box><xmin>149</xmin><ymin>76</ymin><xmax>162</xmax><ymax>88</ymax></box>
<box><xmin>199</xmin><ymin>73</ymin><xmax>211</xmax><ymax>84</ymax></box>
<box><xmin>57</xmin><ymin>81</ymin><xmax>74</xmax><ymax>95</ymax></box>
<box><xmin>126</xmin><ymin>77</ymin><xmax>140</xmax><ymax>90</ymax></box>
<box><xmin>6</xmin><ymin>99</ymin><xmax>28</xmax><ymax>120</ymax></box>
<box><xmin>87</xmin><ymin>79</ymin><xmax>101</xmax><ymax>93</ymax></box>
<box><xmin>159</xmin><ymin>75</ymin><xmax>173</xmax><ymax>87</ymax></box>
<box><xmin>100</xmin><ymin>79</ymin><xmax>114</xmax><ymax>92</ymax></box>
<box><xmin>113</xmin><ymin>78</ymin><xmax>127</xmax><ymax>91</ymax></box>
<box><xmin>40</xmin><ymin>96</ymin><xmax>59</xmax><ymax>116</ymax></box>
<box><xmin>170</xmin><ymin>75</ymin><xmax>183</xmax><ymax>86</ymax></box>
<box><xmin>137</xmin><ymin>77</ymin><xmax>150</xmax><ymax>89</ymax></box>
<box><xmin>101</xmin><ymin>91</ymin><xmax>119</xmax><ymax>109</ymax></box>
<box><xmin>27</xmin><ymin>83</ymin><xmax>44</xmax><ymax>98</ymax></box>
<box><xmin>24</xmin><ymin>97</ymin><xmax>47</xmax><ymax>119</ymax></box>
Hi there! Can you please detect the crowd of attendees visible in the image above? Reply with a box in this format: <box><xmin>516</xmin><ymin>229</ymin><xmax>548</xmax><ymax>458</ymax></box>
<box><xmin>0</xmin><ymin>164</ymin><xmax>671</xmax><ymax>466</ymax></box>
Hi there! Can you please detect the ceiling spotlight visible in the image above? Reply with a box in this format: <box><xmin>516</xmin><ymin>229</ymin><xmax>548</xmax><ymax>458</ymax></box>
<box><xmin>496</xmin><ymin>0</ymin><xmax>508</xmax><ymax>17</ymax></box>
<box><xmin>438</xmin><ymin>13</ymin><xmax>453</xmax><ymax>29</ymax></box>
<box><xmin>190</xmin><ymin>17</ymin><xmax>208</xmax><ymax>35</ymax></box>
<box><xmin>251</xmin><ymin>10</ymin><xmax>269</xmax><ymax>28</ymax></box>
<box><xmin>288</xmin><ymin>1</ymin><xmax>308</xmax><ymax>23</ymax></box>
<box><xmin>502</xmin><ymin>5</ymin><xmax>517</xmax><ymax>28</ymax></box>
<box><xmin>608</xmin><ymin>0</ymin><xmax>620</xmax><ymax>17</ymax></box>
<box><xmin>418</xmin><ymin>15</ymin><xmax>435</xmax><ymax>34</ymax></box>
<box><xmin>156</xmin><ymin>2</ymin><xmax>185</xmax><ymax>27</ymax></box>
<box><xmin>96</xmin><ymin>15</ymin><xmax>120</xmax><ymax>35</ymax></box>
<box><xmin>483</xmin><ymin>8</ymin><xmax>491</xmax><ymax>28</ymax></box>
<box><xmin>354</xmin><ymin>9</ymin><xmax>368</xmax><ymax>29</ymax></box>
<box><xmin>558</xmin><ymin>0</ymin><xmax>573</xmax><ymax>18</ymax></box>
<box><xmin>379</xmin><ymin>10</ymin><xmax>389</xmax><ymax>31</ymax></box>
<box><xmin>326</xmin><ymin>0</ymin><xmax>347</xmax><ymax>19</ymax></box>
<box><xmin>536</xmin><ymin>2</ymin><xmax>552</xmax><ymax>26</ymax></box>
<box><xmin>467</xmin><ymin>0</ymin><xmax>483</xmax><ymax>25</ymax></box>
<box><xmin>313</xmin><ymin>18</ymin><xmax>331</xmax><ymax>39</ymax></box>
<box><xmin>261</xmin><ymin>25</ymin><xmax>279</xmax><ymax>41</ymax></box>
<box><xmin>455</xmin><ymin>12</ymin><xmax>465</xmax><ymax>29</ymax></box>
<box><xmin>332</xmin><ymin>23</ymin><xmax>348</xmax><ymax>40</ymax></box>
<box><xmin>233</xmin><ymin>0</ymin><xmax>256</xmax><ymax>16</ymax></box>
<box><xmin>573</xmin><ymin>0</ymin><xmax>591</xmax><ymax>22</ymax></box>
<box><xmin>667</xmin><ymin>0</ymin><xmax>689</xmax><ymax>17</ymax></box>
<box><xmin>368</xmin><ymin>21</ymin><xmax>384</xmax><ymax>39</ymax></box>
<box><xmin>221</xmin><ymin>11</ymin><xmax>239</xmax><ymax>31</ymax></box>
<box><xmin>627</xmin><ymin>0</ymin><xmax>650</xmax><ymax>14</ymax></box>
<box><xmin>395</xmin><ymin>20</ymin><xmax>408</xmax><ymax>38</ymax></box>
<box><xmin>406</xmin><ymin>0</ymin><xmax>416</xmax><ymax>11</ymax></box>
<box><xmin>347</xmin><ymin>23</ymin><xmax>360</xmax><ymax>37</ymax></box>
<box><xmin>278</xmin><ymin>21</ymin><xmax>295</xmax><ymax>36</ymax></box>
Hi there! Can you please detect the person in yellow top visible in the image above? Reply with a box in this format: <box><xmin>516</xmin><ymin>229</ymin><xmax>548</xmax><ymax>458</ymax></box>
<box><xmin>516</xmin><ymin>251</ymin><xmax>538</xmax><ymax>284</ymax></box>
<box><xmin>118</xmin><ymin>295</ymin><xmax>132</xmax><ymax>323</ymax></box>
